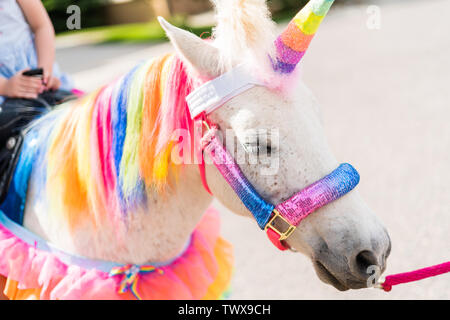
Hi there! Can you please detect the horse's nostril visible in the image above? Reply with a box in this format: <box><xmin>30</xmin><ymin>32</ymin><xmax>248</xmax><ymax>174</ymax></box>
<box><xmin>355</xmin><ymin>250</ymin><xmax>379</xmax><ymax>274</ymax></box>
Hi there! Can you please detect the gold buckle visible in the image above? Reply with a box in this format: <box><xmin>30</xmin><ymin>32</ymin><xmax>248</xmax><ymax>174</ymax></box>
<box><xmin>264</xmin><ymin>209</ymin><xmax>296</xmax><ymax>241</ymax></box>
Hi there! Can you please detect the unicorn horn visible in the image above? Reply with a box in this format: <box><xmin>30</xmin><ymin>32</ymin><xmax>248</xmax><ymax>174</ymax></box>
<box><xmin>273</xmin><ymin>0</ymin><xmax>335</xmax><ymax>74</ymax></box>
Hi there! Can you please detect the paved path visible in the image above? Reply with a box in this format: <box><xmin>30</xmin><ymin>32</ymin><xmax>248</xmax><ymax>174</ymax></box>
<box><xmin>57</xmin><ymin>0</ymin><xmax>450</xmax><ymax>299</ymax></box>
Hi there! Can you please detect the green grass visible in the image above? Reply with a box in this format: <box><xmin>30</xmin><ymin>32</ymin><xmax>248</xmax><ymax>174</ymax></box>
<box><xmin>57</xmin><ymin>17</ymin><xmax>214</xmax><ymax>44</ymax></box>
<box><xmin>56</xmin><ymin>11</ymin><xmax>293</xmax><ymax>44</ymax></box>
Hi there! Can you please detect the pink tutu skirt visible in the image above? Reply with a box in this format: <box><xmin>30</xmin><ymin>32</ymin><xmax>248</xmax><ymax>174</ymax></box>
<box><xmin>0</xmin><ymin>207</ymin><xmax>233</xmax><ymax>300</ymax></box>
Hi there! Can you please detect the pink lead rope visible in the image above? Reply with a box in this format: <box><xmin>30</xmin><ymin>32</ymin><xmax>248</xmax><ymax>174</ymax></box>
<box><xmin>378</xmin><ymin>261</ymin><xmax>450</xmax><ymax>292</ymax></box>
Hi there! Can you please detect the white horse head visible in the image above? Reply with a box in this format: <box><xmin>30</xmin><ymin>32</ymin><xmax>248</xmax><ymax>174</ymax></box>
<box><xmin>17</xmin><ymin>0</ymin><xmax>392</xmax><ymax>297</ymax></box>
<box><xmin>159</xmin><ymin>0</ymin><xmax>391</xmax><ymax>290</ymax></box>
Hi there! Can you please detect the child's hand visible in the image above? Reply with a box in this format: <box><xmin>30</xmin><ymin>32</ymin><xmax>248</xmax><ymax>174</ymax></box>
<box><xmin>44</xmin><ymin>75</ymin><xmax>61</xmax><ymax>91</ymax></box>
<box><xmin>42</xmin><ymin>68</ymin><xmax>52</xmax><ymax>89</ymax></box>
<box><xmin>1</xmin><ymin>69</ymin><xmax>43</xmax><ymax>99</ymax></box>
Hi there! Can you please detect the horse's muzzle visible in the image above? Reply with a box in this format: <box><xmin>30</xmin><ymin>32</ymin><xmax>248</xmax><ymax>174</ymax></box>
<box><xmin>313</xmin><ymin>235</ymin><xmax>391</xmax><ymax>291</ymax></box>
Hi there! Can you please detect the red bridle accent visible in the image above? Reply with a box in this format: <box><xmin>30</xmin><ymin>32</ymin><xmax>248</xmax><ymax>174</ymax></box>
<box><xmin>197</xmin><ymin>113</ymin><xmax>290</xmax><ymax>251</ymax></box>
<box><xmin>266</xmin><ymin>228</ymin><xmax>290</xmax><ymax>251</ymax></box>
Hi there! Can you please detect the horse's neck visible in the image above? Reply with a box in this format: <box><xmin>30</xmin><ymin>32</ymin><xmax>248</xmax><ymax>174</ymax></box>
<box><xmin>23</xmin><ymin>163</ymin><xmax>213</xmax><ymax>264</ymax></box>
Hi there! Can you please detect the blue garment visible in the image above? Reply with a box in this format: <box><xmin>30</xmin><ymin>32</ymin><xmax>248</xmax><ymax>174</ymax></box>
<box><xmin>0</xmin><ymin>0</ymin><xmax>73</xmax><ymax>105</ymax></box>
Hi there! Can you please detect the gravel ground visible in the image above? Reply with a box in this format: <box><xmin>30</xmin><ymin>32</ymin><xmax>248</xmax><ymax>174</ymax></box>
<box><xmin>58</xmin><ymin>0</ymin><xmax>450</xmax><ymax>299</ymax></box>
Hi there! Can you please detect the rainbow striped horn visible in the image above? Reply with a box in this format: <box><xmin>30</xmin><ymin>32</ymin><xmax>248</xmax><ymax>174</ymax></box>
<box><xmin>273</xmin><ymin>0</ymin><xmax>335</xmax><ymax>74</ymax></box>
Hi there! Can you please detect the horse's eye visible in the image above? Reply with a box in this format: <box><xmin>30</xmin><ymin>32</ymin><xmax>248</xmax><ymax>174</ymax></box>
<box><xmin>243</xmin><ymin>139</ymin><xmax>273</xmax><ymax>156</ymax></box>
<box><xmin>265</xmin><ymin>144</ymin><xmax>273</xmax><ymax>156</ymax></box>
<box><xmin>243</xmin><ymin>131</ymin><xmax>275</xmax><ymax>157</ymax></box>
<box><xmin>243</xmin><ymin>143</ymin><xmax>259</xmax><ymax>154</ymax></box>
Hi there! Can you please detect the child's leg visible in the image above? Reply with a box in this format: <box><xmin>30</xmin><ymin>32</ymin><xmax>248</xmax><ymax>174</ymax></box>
<box><xmin>0</xmin><ymin>275</ymin><xmax>8</xmax><ymax>300</ymax></box>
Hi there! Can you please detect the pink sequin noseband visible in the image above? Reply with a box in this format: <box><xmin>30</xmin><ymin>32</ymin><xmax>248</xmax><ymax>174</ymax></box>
<box><xmin>200</xmin><ymin>125</ymin><xmax>360</xmax><ymax>251</ymax></box>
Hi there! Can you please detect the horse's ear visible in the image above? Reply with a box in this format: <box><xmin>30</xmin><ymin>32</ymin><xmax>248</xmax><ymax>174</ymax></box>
<box><xmin>158</xmin><ymin>17</ymin><xmax>221</xmax><ymax>78</ymax></box>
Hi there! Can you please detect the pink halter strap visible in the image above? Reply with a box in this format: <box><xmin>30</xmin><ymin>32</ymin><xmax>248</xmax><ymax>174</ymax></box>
<box><xmin>199</xmin><ymin>125</ymin><xmax>360</xmax><ymax>250</ymax></box>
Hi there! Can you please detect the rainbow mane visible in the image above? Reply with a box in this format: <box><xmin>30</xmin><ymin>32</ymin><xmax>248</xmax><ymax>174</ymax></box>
<box><xmin>14</xmin><ymin>54</ymin><xmax>200</xmax><ymax>231</ymax></box>
<box><xmin>4</xmin><ymin>0</ymin><xmax>332</xmax><ymax>235</ymax></box>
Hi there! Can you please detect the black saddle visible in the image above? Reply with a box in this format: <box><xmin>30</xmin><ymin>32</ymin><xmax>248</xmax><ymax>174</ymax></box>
<box><xmin>0</xmin><ymin>90</ymin><xmax>78</xmax><ymax>203</ymax></box>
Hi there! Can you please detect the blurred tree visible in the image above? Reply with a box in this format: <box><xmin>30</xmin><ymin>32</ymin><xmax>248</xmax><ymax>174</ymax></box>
<box><xmin>151</xmin><ymin>0</ymin><xmax>171</xmax><ymax>18</ymax></box>
<box><xmin>157</xmin><ymin>0</ymin><xmax>213</xmax><ymax>16</ymax></box>
<box><xmin>44</xmin><ymin>0</ymin><xmax>348</xmax><ymax>34</ymax></box>
<box><xmin>268</xmin><ymin>0</ymin><xmax>308</xmax><ymax>12</ymax></box>
<box><xmin>42</xmin><ymin>0</ymin><xmax>105</xmax><ymax>11</ymax></box>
